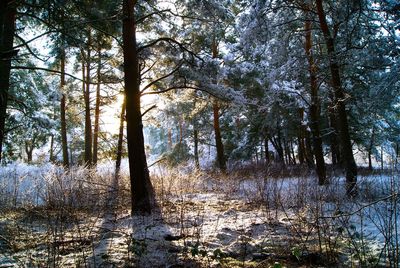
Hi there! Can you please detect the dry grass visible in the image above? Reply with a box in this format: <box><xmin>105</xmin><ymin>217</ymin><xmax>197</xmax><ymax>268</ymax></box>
<box><xmin>0</xmin><ymin>163</ymin><xmax>399</xmax><ymax>267</ymax></box>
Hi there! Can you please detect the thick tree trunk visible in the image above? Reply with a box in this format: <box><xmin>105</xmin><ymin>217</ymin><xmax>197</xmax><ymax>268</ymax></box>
<box><xmin>93</xmin><ymin>45</ymin><xmax>101</xmax><ymax>165</ymax></box>
<box><xmin>115</xmin><ymin>97</ymin><xmax>126</xmax><ymax>181</ymax></box>
<box><xmin>60</xmin><ymin>48</ymin><xmax>69</xmax><ymax>168</ymax></box>
<box><xmin>305</xmin><ymin>17</ymin><xmax>327</xmax><ymax>185</ymax></box>
<box><xmin>83</xmin><ymin>30</ymin><xmax>92</xmax><ymax>167</ymax></box>
<box><xmin>194</xmin><ymin>127</ymin><xmax>200</xmax><ymax>169</ymax></box>
<box><xmin>0</xmin><ymin>0</ymin><xmax>16</xmax><ymax>163</ymax></box>
<box><xmin>123</xmin><ymin>0</ymin><xmax>155</xmax><ymax>214</ymax></box>
<box><xmin>316</xmin><ymin>0</ymin><xmax>357</xmax><ymax>193</ymax></box>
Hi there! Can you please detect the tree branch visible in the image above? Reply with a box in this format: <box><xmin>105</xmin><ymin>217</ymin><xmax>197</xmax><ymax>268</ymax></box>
<box><xmin>137</xmin><ymin>37</ymin><xmax>202</xmax><ymax>61</ymax></box>
<box><xmin>140</xmin><ymin>61</ymin><xmax>183</xmax><ymax>93</ymax></box>
<box><xmin>141</xmin><ymin>104</ymin><xmax>157</xmax><ymax>117</ymax></box>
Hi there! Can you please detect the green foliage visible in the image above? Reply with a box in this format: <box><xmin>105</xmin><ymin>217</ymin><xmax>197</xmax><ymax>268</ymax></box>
<box><xmin>272</xmin><ymin>262</ymin><xmax>282</xmax><ymax>268</ymax></box>
<box><xmin>291</xmin><ymin>246</ymin><xmax>301</xmax><ymax>261</ymax></box>
<box><xmin>164</xmin><ymin>142</ymin><xmax>192</xmax><ymax>167</ymax></box>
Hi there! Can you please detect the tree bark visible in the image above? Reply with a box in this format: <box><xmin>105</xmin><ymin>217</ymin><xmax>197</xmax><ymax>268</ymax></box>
<box><xmin>93</xmin><ymin>44</ymin><xmax>101</xmax><ymax>165</ymax></box>
<box><xmin>49</xmin><ymin>135</ymin><xmax>55</xmax><ymax>162</ymax></box>
<box><xmin>316</xmin><ymin>0</ymin><xmax>357</xmax><ymax>193</ymax></box>
<box><xmin>305</xmin><ymin>128</ymin><xmax>315</xmax><ymax>168</ymax></box>
<box><xmin>115</xmin><ymin>97</ymin><xmax>126</xmax><ymax>181</ymax></box>
<box><xmin>297</xmin><ymin>136</ymin><xmax>305</xmax><ymax>164</ymax></box>
<box><xmin>60</xmin><ymin>48</ymin><xmax>69</xmax><ymax>168</ymax></box>
<box><xmin>213</xmin><ymin>101</ymin><xmax>226</xmax><ymax>171</ymax></box>
<box><xmin>305</xmin><ymin>16</ymin><xmax>327</xmax><ymax>185</ymax></box>
<box><xmin>211</xmin><ymin>37</ymin><xmax>226</xmax><ymax>171</ymax></box>
<box><xmin>0</xmin><ymin>0</ymin><xmax>16</xmax><ymax>163</ymax></box>
<box><xmin>83</xmin><ymin>29</ymin><xmax>92</xmax><ymax>167</ymax></box>
<box><xmin>123</xmin><ymin>0</ymin><xmax>155</xmax><ymax>214</ymax></box>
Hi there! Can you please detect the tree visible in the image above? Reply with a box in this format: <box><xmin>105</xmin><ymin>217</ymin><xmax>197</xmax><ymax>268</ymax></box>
<box><xmin>122</xmin><ymin>0</ymin><xmax>156</xmax><ymax>214</ymax></box>
<box><xmin>115</xmin><ymin>96</ymin><xmax>126</xmax><ymax>181</ymax></box>
<box><xmin>83</xmin><ymin>28</ymin><xmax>93</xmax><ymax>167</ymax></box>
<box><xmin>315</xmin><ymin>0</ymin><xmax>357</xmax><ymax>194</ymax></box>
<box><xmin>60</xmin><ymin>45</ymin><xmax>70</xmax><ymax>167</ymax></box>
<box><xmin>304</xmin><ymin>9</ymin><xmax>326</xmax><ymax>184</ymax></box>
<box><xmin>0</xmin><ymin>0</ymin><xmax>17</xmax><ymax>163</ymax></box>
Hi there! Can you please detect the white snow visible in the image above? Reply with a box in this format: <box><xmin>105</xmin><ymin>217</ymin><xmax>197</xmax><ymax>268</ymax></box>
<box><xmin>0</xmin><ymin>164</ymin><xmax>399</xmax><ymax>267</ymax></box>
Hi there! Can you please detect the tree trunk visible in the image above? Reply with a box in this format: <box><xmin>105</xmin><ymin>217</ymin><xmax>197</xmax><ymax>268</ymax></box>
<box><xmin>297</xmin><ymin>109</ymin><xmax>306</xmax><ymax>165</ymax></box>
<box><xmin>264</xmin><ymin>136</ymin><xmax>270</xmax><ymax>164</ymax></box>
<box><xmin>93</xmin><ymin>45</ymin><xmax>101</xmax><ymax>165</ymax></box>
<box><xmin>290</xmin><ymin>141</ymin><xmax>296</xmax><ymax>165</ymax></box>
<box><xmin>49</xmin><ymin>135</ymin><xmax>55</xmax><ymax>162</ymax></box>
<box><xmin>83</xmin><ymin>30</ymin><xmax>92</xmax><ymax>167</ymax></box>
<box><xmin>211</xmin><ymin>37</ymin><xmax>226</xmax><ymax>171</ymax></box>
<box><xmin>60</xmin><ymin>48</ymin><xmax>69</xmax><ymax>168</ymax></box>
<box><xmin>297</xmin><ymin>136</ymin><xmax>305</xmax><ymax>164</ymax></box>
<box><xmin>283</xmin><ymin>139</ymin><xmax>290</xmax><ymax>165</ymax></box>
<box><xmin>305</xmin><ymin>16</ymin><xmax>327</xmax><ymax>185</ymax></box>
<box><xmin>123</xmin><ymin>0</ymin><xmax>155</xmax><ymax>214</ymax></box>
<box><xmin>115</xmin><ymin>97</ymin><xmax>126</xmax><ymax>182</ymax></box>
<box><xmin>273</xmin><ymin>121</ymin><xmax>285</xmax><ymax>165</ymax></box>
<box><xmin>305</xmin><ymin>128</ymin><xmax>315</xmax><ymax>168</ymax></box>
<box><xmin>194</xmin><ymin>127</ymin><xmax>200</xmax><ymax>169</ymax></box>
<box><xmin>25</xmin><ymin>142</ymin><xmax>33</xmax><ymax>163</ymax></box>
<box><xmin>316</xmin><ymin>0</ymin><xmax>357</xmax><ymax>193</ymax></box>
<box><xmin>328</xmin><ymin>108</ymin><xmax>341</xmax><ymax>166</ymax></box>
<box><xmin>0</xmin><ymin>0</ymin><xmax>16</xmax><ymax>163</ymax></box>
<box><xmin>368</xmin><ymin>127</ymin><xmax>375</xmax><ymax>170</ymax></box>
<box><xmin>213</xmin><ymin>101</ymin><xmax>226</xmax><ymax>171</ymax></box>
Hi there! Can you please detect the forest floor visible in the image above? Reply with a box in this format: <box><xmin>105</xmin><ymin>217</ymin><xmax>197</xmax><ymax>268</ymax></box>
<box><xmin>0</xmin><ymin>164</ymin><xmax>399</xmax><ymax>267</ymax></box>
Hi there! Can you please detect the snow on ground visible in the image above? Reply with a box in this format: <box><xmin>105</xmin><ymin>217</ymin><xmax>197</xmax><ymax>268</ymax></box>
<box><xmin>0</xmin><ymin>164</ymin><xmax>399</xmax><ymax>267</ymax></box>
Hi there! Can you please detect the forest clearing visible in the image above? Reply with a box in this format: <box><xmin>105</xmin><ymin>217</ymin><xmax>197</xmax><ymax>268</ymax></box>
<box><xmin>0</xmin><ymin>0</ymin><xmax>399</xmax><ymax>267</ymax></box>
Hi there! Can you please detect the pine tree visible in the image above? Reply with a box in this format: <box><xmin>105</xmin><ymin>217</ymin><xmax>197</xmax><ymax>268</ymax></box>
<box><xmin>0</xmin><ymin>0</ymin><xmax>17</xmax><ymax>163</ymax></box>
